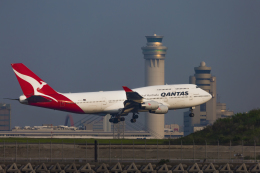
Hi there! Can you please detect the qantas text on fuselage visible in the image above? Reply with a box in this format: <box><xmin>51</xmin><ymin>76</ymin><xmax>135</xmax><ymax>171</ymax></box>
<box><xmin>10</xmin><ymin>63</ymin><xmax>212</xmax><ymax>123</ymax></box>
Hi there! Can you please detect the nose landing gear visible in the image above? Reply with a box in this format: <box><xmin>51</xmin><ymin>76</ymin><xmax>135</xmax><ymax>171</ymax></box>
<box><xmin>130</xmin><ymin>113</ymin><xmax>138</xmax><ymax>123</ymax></box>
<box><xmin>189</xmin><ymin>107</ymin><xmax>195</xmax><ymax>117</ymax></box>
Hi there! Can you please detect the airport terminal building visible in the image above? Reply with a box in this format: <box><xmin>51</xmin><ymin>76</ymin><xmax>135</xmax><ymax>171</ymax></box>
<box><xmin>0</xmin><ymin>103</ymin><xmax>11</xmax><ymax>131</ymax></box>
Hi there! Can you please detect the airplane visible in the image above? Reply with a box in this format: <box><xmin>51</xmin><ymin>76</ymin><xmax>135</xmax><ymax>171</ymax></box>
<box><xmin>8</xmin><ymin>63</ymin><xmax>212</xmax><ymax>124</ymax></box>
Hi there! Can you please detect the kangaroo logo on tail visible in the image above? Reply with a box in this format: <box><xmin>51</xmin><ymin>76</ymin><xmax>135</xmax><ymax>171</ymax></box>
<box><xmin>12</xmin><ymin>68</ymin><xmax>58</xmax><ymax>102</ymax></box>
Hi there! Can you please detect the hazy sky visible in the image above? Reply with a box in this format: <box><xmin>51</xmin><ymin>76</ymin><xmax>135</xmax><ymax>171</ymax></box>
<box><xmin>0</xmin><ymin>1</ymin><xmax>260</xmax><ymax>128</ymax></box>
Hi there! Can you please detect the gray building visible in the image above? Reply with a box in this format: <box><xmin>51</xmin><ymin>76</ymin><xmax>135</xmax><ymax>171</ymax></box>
<box><xmin>217</xmin><ymin>103</ymin><xmax>234</xmax><ymax>119</ymax></box>
<box><xmin>141</xmin><ymin>34</ymin><xmax>168</xmax><ymax>139</ymax></box>
<box><xmin>184</xmin><ymin>62</ymin><xmax>233</xmax><ymax>136</ymax></box>
<box><xmin>0</xmin><ymin>103</ymin><xmax>11</xmax><ymax>131</ymax></box>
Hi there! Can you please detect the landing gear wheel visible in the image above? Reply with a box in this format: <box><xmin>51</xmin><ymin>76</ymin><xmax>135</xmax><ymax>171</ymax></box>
<box><xmin>109</xmin><ymin>118</ymin><xmax>113</xmax><ymax>123</ymax></box>
<box><xmin>130</xmin><ymin>119</ymin><xmax>136</xmax><ymax>123</ymax></box>
<box><xmin>189</xmin><ymin>113</ymin><xmax>194</xmax><ymax>117</ymax></box>
<box><xmin>133</xmin><ymin>114</ymin><xmax>139</xmax><ymax>119</ymax></box>
<box><xmin>113</xmin><ymin>118</ymin><xmax>119</xmax><ymax>123</ymax></box>
<box><xmin>120</xmin><ymin>117</ymin><xmax>125</xmax><ymax>121</ymax></box>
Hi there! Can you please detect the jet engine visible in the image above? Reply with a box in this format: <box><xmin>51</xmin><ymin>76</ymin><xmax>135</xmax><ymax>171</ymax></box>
<box><xmin>19</xmin><ymin>95</ymin><xmax>28</xmax><ymax>104</ymax></box>
<box><xmin>141</xmin><ymin>101</ymin><xmax>159</xmax><ymax>110</ymax></box>
<box><xmin>149</xmin><ymin>104</ymin><xmax>168</xmax><ymax>114</ymax></box>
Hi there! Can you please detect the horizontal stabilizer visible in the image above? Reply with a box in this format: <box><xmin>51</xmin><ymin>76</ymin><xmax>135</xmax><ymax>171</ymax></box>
<box><xmin>4</xmin><ymin>98</ymin><xmax>19</xmax><ymax>101</ymax></box>
<box><xmin>27</xmin><ymin>95</ymin><xmax>52</xmax><ymax>103</ymax></box>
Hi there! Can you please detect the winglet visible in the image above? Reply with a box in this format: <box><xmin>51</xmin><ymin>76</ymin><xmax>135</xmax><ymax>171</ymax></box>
<box><xmin>122</xmin><ymin>86</ymin><xmax>133</xmax><ymax>92</ymax></box>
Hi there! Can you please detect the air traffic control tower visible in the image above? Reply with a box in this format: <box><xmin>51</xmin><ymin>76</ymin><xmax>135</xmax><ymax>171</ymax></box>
<box><xmin>141</xmin><ymin>34</ymin><xmax>168</xmax><ymax>138</ymax></box>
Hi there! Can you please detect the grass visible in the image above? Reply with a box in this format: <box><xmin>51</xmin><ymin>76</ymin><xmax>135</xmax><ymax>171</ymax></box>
<box><xmin>0</xmin><ymin>138</ymin><xmax>172</xmax><ymax>144</ymax></box>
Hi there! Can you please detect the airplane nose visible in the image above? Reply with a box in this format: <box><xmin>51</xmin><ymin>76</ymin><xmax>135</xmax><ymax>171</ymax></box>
<box><xmin>208</xmin><ymin>92</ymin><xmax>212</xmax><ymax>100</ymax></box>
<box><xmin>205</xmin><ymin>91</ymin><xmax>212</xmax><ymax>101</ymax></box>
<box><xmin>201</xmin><ymin>89</ymin><xmax>212</xmax><ymax>101</ymax></box>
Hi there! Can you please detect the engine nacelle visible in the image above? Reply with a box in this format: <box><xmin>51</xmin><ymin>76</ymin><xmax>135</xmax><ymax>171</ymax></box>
<box><xmin>19</xmin><ymin>95</ymin><xmax>28</xmax><ymax>104</ymax></box>
<box><xmin>149</xmin><ymin>104</ymin><xmax>168</xmax><ymax>114</ymax></box>
<box><xmin>141</xmin><ymin>101</ymin><xmax>159</xmax><ymax>110</ymax></box>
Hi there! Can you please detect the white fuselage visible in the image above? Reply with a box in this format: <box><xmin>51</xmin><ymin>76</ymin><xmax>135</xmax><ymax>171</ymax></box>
<box><xmin>62</xmin><ymin>84</ymin><xmax>212</xmax><ymax>115</ymax></box>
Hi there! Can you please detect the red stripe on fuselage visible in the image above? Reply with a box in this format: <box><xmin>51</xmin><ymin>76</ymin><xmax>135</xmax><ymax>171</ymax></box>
<box><xmin>29</xmin><ymin>94</ymin><xmax>85</xmax><ymax>114</ymax></box>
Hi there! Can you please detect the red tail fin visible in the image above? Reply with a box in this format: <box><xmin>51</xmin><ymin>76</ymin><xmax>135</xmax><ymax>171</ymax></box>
<box><xmin>11</xmin><ymin>63</ymin><xmax>58</xmax><ymax>97</ymax></box>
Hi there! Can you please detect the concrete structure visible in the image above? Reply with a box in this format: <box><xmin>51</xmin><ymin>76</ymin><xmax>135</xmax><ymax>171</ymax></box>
<box><xmin>165</xmin><ymin>124</ymin><xmax>180</xmax><ymax>132</ymax></box>
<box><xmin>13</xmin><ymin>125</ymin><xmax>78</xmax><ymax>131</ymax></box>
<box><xmin>0</xmin><ymin>163</ymin><xmax>257</xmax><ymax>172</ymax></box>
<box><xmin>0</xmin><ymin>103</ymin><xmax>11</xmax><ymax>131</ymax></box>
<box><xmin>9</xmin><ymin>127</ymin><xmax>152</xmax><ymax>138</ymax></box>
<box><xmin>92</xmin><ymin>119</ymin><xmax>104</xmax><ymax>131</ymax></box>
<box><xmin>164</xmin><ymin>131</ymin><xmax>183</xmax><ymax>138</ymax></box>
<box><xmin>84</xmin><ymin>123</ymin><xmax>93</xmax><ymax>130</ymax></box>
<box><xmin>103</xmin><ymin>114</ymin><xmax>111</xmax><ymax>132</ymax></box>
<box><xmin>141</xmin><ymin>34</ymin><xmax>168</xmax><ymax>139</ymax></box>
<box><xmin>81</xmin><ymin>115</ymin><xmax>111</xmax><ymax>132</ymax></box>
<box><xmin>184</xmin><ymin>62</ymin><xmax>234</xmax><ymax>136</ymax></box>
<box><xmin>112</xmin><ymin>121</ymin><xmax>125</xmax><ymax>139</ymax></box>
<box><xmin>164</xmin><ymin>124</ymin><xmax>183</xmax><ymax>138</ymax></box>
<box><xmin>9</xmin><ymin>124</ymin><xmax>183</xmax><ymax>139</ymax></box>
<box><xmin>217</xmin><ymin>103</ymin><xmax>234</xmax><ymax>118</ymax></box>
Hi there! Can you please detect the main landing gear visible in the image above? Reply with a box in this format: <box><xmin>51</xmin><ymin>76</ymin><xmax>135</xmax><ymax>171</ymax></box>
<box><xmin>109</xmin><ymin>114</ymin><xmax>125</xmax><ymax>124</ymax></box>
<box><xmin>131</xmin><ymin>113</ymin><xmax>138</xmax><ymax>123</ymax></box>
<box><xmin>189</xmin><ymin>107</ymin><xmax>195</xmax><ymax>117</ymax></box>
<box><xmin>108</xmin><ymin>112</ymin><xmax>139</xmax><ymax>124</ymax></box>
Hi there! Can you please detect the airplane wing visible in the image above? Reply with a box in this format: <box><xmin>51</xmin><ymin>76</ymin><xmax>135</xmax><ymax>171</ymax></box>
<box><xmin>120</xmin><ymin>86</ymin><xmax>163</xmax><ymax>116</ymax></box>
<box><xmin>118</xmin><ymin>86</ymin><xmax>144</xmax><ymax>115</ymax></box>
<box><xmin>122</xmin><ymin>86</ymin><xmax>143</xmax><ymax>103</ymax></box>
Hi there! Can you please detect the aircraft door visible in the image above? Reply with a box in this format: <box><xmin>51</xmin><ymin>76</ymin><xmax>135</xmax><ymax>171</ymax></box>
<box><xmin>102</xmin><ymin>97</ymin><xmax>107</xmax><ymax>110</ymax></box>
<box><xmin>60</xmin><ymin>101</ymin><xmax>65</xmax><ymax>107</ymax></box>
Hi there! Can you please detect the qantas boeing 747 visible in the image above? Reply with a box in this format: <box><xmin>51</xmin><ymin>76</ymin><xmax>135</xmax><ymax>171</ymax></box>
<box><xmin>9</xmin><ymin>63</ymin><xmax>212</xmax><ymax>123</ymax></box>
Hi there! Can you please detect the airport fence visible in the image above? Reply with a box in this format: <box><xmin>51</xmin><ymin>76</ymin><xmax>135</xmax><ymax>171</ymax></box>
<box><xmin>0</xmin><ymin>140</ymin><xmax>259</xmax><ymax>163</ymax></box>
